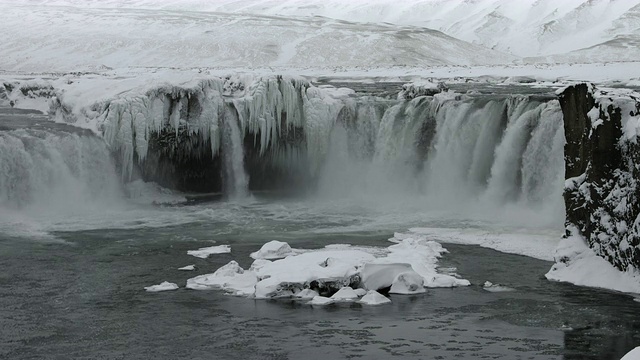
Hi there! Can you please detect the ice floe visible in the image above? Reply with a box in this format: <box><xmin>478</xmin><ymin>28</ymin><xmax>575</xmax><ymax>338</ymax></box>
<box><xmin>178</xmin><ymin>265</ymin><xmax>196</xmax><ymax>271</ymax></box>
<box><xmin>359</xmin><ymin>291</ymin><xmax>391</xmax><ymax>305</ymax></box>
<box><xmin>308</xmin><ymin>296</ymin><xmax>335</xmax><ymax>306</ymax></box>
<box><xmin>144</xmin><ymin>281</ymin><xmax>179</xmax><ymax>292</ymax></box>
<box><xmin>185</xmin><ymin>236</ymin><xmax>469</xmax><ymax>302</ymax></box>
<box><xmin>482</xmin><ymin>281</ymin><xmax>515</xmax><ymax>293</ymax></box>
<box><xmin>294</xmin><ymin>289</ymin><xmax>319</xmax><ymax>300</ymax></box>
<box><xmin>187</xmin><ymin>245</ymin><xmax>231</xmax><ymax>259</ymax></box>
<box><xmin>390</xmin><ymin>271</ymin><xmax>426</xmax><ymax>294</ymax></box>
<box><xmin>330</xmin><ymin>287</ymin><xmax>361</xmax><ymax>301</ymax></box>
<box><xmin>250</xmin><ymin>240</ymin><xmax>296</xmax><ymax>260</ymax></box>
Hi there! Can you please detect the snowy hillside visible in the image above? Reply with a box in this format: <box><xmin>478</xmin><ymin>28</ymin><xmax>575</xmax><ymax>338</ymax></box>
<box><xmin>0</xmin><ymin>3</ymin><xmax>515</xmax><ymax>72</ymax></box>
<box><xmin>23</xmin><ymin>0</ymin><xmax>640</xmax><ymax>63</ymax></box>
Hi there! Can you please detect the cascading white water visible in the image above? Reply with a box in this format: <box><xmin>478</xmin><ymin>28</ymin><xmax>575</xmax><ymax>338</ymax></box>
<box><xmin>0</xmin><ymin>128</ymin><xmax>123</xmax><ymax>213</ymax></box>
<box><xmin>221</xmin><ymin>107</ymin><xmax>250</xmax><ymax>198</ymax></box>
<box><xmin>317</xmin><ymin>93</ymin><xmax>565</xmax><ymax>227</ymax></box>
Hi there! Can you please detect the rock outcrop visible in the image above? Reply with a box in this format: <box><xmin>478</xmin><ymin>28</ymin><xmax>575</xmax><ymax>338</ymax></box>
<box><xmin>559</xmin><ymin>83</ymin><xmax>640</xmax><ymax>272</ymax></box>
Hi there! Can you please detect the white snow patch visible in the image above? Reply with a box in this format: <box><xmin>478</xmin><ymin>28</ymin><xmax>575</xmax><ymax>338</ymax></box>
<box><xmin>621</xmin><ymin>347</ymin><xmax>640</xmax><ymax>360</ymax></box>
<box><xmin>358</xmin><ymin>290</ymin><xmax>391</xmax><ymax>306</ymax></box>
<box><xmin>405</xmin><ymin>228</ymin><xmax>558</xmax><ymax>261</ymax></box>
<box><xmin>144</xmin><ymin>281</ymin><xmax>179</xmax><ymax>292</ymax></box>
<box><xmin>187</xmin><ymin>245</ymin><xmax>231</xmax><ymax>259</ymax></box>
<box><xmin>546</xmin><ymin>227</ymin><xmax>640</xmax><ymax>294</ymax></box>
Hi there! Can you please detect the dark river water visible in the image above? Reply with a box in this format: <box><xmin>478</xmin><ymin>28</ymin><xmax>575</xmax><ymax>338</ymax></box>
<box><xmin>1</xmin><ymin>201</ymin><xmax>638</xmax><ymax>360</ymax></box>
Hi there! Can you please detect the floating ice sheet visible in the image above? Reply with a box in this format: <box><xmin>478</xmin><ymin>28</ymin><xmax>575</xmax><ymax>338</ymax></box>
<box><xmin>144</xmin><ymin>281</ymin><xmax>179</xmax><ymax>292</ymax></box>
<box><xmin>187</xmin><ymin>245</ymin><xmax>231</xmax><ymax>259</ymax></box>
<box><xmin>359</xmin><ymin>291</ymin><xmax>391</xmax><ymax>305</ymax></box>
<box><xmin>186</xmin><ymin>237</ymin><xmax>469</xmax><ymax>301</ymax></box>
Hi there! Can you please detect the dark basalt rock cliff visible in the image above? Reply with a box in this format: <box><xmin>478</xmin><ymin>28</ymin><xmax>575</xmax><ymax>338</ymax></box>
<box><xmin>559</xmin><ymin>84</ymin><xmax>640</xmax><ymax>272</ymax></box>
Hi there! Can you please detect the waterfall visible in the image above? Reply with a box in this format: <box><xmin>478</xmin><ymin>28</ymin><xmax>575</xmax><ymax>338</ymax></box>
<box><xmin>221</xmin><ymin>106</ymin><xmax>249</xmax><ymax>198</ymax></box>
<box><xmin>316</xmin><ymin>93</ymin><xmax>565</xmax><ymax>226</ymax></box>
<box><xmin>0</xmin><ymin>128</ymin><xmax>123</xmax><ymax>213</ymax></box>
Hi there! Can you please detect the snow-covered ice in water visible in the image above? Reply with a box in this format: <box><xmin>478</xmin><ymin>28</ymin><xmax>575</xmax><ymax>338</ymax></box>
<box><xmin>622</xmin><ymin>347</ymin><xmax>640</xmax><ymax>360</ymax></box>
<box><xmin>186</xmin><ymin>261</ymin><xmax>257</xmax><ymax>296</ymax></box>
<box><xmin>308</xmin><ymin>296</ymin><xmax>335</xmax><ymax>306</ymax></box>
<box><xmin>178</xmin><ymin>265</ymin><xmax>196</xmax><ymax>271</ymax></box>
<box><xmin>330</xmin><ymin>287</ymin><xmax>361</xmax><ymax>301</ymax></box>
<box><xmin>482</xmin><ymin>281</ymin><xmax>515</xmax><ymax>293</ymax></box>
<box><xmin>250</xmin><ymin>240</ymin><xmax>295</xmax><ymax>260</ymax></box>
<box><xmin>359</xmin><ymin>291</ymin><xmax>391</xmax><ymax>306</ymax></box>
<box><xmin>187</xmin><ymin>245</ymin><xmax>231</xmax><ymax>259</ymax></box>
<box><xmin>144</xmin><ymin>281</ymin><xmax>179</xmax><ymax>292</ymax></box>
<box><xmin>294</xmin><ymin>289</ymin><xmax>319</xmax><ymax>300</ymax></box>
<box><xmin>187</xmin><ymin>236</ymin><xmax>468</xmax><ymax>302</ymax></box>
<box><xmin>390</xmin><ymin>271</ymin><xmax>426</xmax><ymax>295</ymax></box>
<box><xmin>361</xmin><ymin>263</ymin><xmax>414</xmax><ymax>291</ymax></box>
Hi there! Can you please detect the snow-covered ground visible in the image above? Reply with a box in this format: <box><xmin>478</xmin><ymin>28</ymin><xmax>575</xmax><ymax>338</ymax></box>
<box><xmin>15</xmin><ymin>0</ymin><xmax>640</xmax><ymax>61</ymax></box>
<box><xmin>0</xmin><ymin>2</ymin><xmax>514</xmax><ymax>73</ymax></box>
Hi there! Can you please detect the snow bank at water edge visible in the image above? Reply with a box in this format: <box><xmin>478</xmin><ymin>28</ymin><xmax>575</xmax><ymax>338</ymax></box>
<box><xmin>185</xmin><ymin>237</ymin><xmax>468</xmax><ymax>303</ymax></box>
<box><xmin>546</xmin><ymin>227</ymin><xmax>640</xmax><ymax>294</ymax></box>
<box><xmin>400</xmin><ymin>229</ymin><xmax>558</xmax><ymax>261</ymax></box>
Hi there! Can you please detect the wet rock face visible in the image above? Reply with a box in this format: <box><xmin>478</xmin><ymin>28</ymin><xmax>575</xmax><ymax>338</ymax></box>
<box><xmin>559</xmin><ymin>84</ymin><xmax>640</xmax><ymax>271</ymax></box>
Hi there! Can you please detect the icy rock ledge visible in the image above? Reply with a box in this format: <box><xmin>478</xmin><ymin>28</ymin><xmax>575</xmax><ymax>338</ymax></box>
<box><xmin>185</xmin><ymin>237</ymin><xmax>468</xmax><ymax>303</ymax></box>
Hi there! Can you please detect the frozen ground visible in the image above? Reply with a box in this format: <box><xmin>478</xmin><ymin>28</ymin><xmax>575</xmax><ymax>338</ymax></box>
<box><xmin>17</xmin><ymin>0</ymin><xmax>640</xmax><ymax>62</ymax></box>
<box><xmin>0</xmin><ymin>3</ymin><xmax>514</xmax><ymax>73</ymax></box>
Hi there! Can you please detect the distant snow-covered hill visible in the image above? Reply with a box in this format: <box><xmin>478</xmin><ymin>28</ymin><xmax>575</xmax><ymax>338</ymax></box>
<box><xmin>24</xmin><ymin>0</ymin><xmax>640</xmax><ymax>62</ymax></box>
<box><xmin>0</xmin><ymin>3</ymin><xmax>515</xmax><ymax>72</ymax></box>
